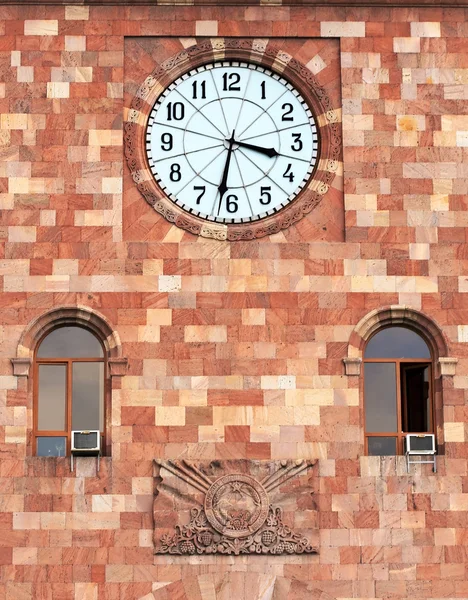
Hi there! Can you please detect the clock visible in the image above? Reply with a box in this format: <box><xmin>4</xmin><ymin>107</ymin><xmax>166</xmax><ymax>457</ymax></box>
<box><xmin>145</xmin><ymin>61</ymin><xmax>319</xmax><ymax>224</ymax></box>
<box><xmin>125</xmin><ymin>40</ymin><xmax>341</xmax><ymax>240</ymax></box>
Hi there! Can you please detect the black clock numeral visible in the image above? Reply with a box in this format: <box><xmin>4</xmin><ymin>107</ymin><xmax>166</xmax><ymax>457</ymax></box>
<box><xmin>259</xmin><ymin>186</ymin><xmax>271</xmax><ymax>205</ymax></box>
<box><xmin>226</xmin><ymin>194</ymin><xmax>238</xmax><ymax>213</ymax></box>
<box><xmin>260</xmin><ymin>81</ymin><xmax>266</xmax><ymax>100</ymax></box>
<box><xmin>194</xmin><ymin>186</ymin><xmax>206</xmax><ymax>204</ymax></box>
<box><xmin>281</xmin><ymin>103</ymin><xmax>294</xmax><ymax>122</ymax></box>
<box><xmin>192</xmin><ymin>80</ymin><xmax>206</xmax><ymax>100</ymax></box>
<box><xmin>222</xmin><ymin>72</ymin><xmax>241</xmax><ymax>92</ymax></box>
<box><xmin>161</xmin><ymin>133</ymin><xmax>173</xmax><ymax>151</ymax></box>
<box><xmin>291</xmin><ymin>133</ymin><xmax>303</xmax><ymax>151</ymax></box>
<box><xmin>166</xmin><ymin>102</ymin><xmax>185</xmax><ymax>121</ymax></box>
<box><xmin>283</xmin><ymin>163</ymin><xmax>294</xmax><ymax>183</ymax></box>
<box><xmin>170</xmin><ymin>163</ymin><xmax>181</xmax><ymax>182</ymax></box>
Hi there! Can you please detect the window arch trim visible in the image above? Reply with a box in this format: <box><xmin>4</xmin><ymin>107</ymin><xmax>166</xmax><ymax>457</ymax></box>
<box><xmin>344</xmin><ymin>306</ymin><xmax>455</xmax><ymax>377</ymax></box>
<box><xmin>11</xmin><ymin>305</ymin><xmax>127</xmax><ymax>378</ymax></box>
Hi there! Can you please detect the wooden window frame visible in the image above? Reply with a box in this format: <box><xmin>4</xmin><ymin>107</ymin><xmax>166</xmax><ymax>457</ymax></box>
<box><xmin>33</xmin><ymin>328</ymin><xmax>108</xmax><ymax>457</ymax></box>
<box><xmin>364</xmin><ymin>354</ymin><xmax>434</xmax><ymax>456</ymax></box>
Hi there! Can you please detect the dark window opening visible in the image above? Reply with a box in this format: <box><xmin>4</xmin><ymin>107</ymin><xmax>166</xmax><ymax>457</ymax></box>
<box><xmin>34</xmin><ymin>326</ymin><xmax>106</xmax><ymax>457</ymax></box>
<box><xmin>364</xmin><ymin>327</ymin><xmax>434</xmax><ymax>456</ymax></box>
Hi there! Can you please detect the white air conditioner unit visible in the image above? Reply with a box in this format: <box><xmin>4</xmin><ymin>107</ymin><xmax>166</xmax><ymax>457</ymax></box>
<box><xmin>405</xmin><ymin>433</ymin><xmax>436</xmax><ymax>472</ymax></box>
<box><xmin>405</xmin><ymin>433</ymin><xmax>436</xmax><ymax>455</ymax></box>
<box><xmin>71</xmin><ymin>430</ymin><xmax>101</xmax><ymax>455</ymax></box>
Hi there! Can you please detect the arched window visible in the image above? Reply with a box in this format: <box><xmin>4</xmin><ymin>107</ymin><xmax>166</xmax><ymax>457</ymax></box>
<box><xmin>364</xmin><ymin>326</ymin><xmax>433</xmax><ymax>456</ymax></box>
<box><xmin>34</xmin><ymin>326</ymin><xmax>105</xmax><ymax>457</ymax></box>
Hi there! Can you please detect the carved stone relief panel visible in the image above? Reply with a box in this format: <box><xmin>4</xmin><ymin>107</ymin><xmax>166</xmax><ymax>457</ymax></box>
<box><xmin>153</xmin><ymin>459</ymin><xmax>318</xmax><ymax>556</ymax></box>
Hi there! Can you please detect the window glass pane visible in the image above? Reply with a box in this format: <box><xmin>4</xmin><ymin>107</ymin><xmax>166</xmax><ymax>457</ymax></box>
<box><xmin>72</xmin><ymin>362</ymin><xmax>104</xmax><ymax>431</ymax></box>
<box><xmin>402</xmin><ymin>364</ymin><xmax>431</xmax><ymax>432</ymax></box>
<box><xmin>37</xmin><ymin>327</ymin><xmax>103</xmax><ymax>358</ymax></box>
<box><xmin>364</xmin><ymin>327</ymin><xmax>430</xmax><ymax>359</ymax></box>
<box><xmin>37</xmin><ymin>436</ymin><xmax>66</xmax><ymax>457</ymax></box>
<box><xmin>364</xmin><ymin>362</ymin><xmax>397</xmax><ymax>433</ymax></box>
<box><xmin>38</xmin><ymin>364</ymin><xmax>66</xmax><ymax>431</ymax></box>
<box><xmin>368</xmin><ymin>437</ymin><xmax>397</xmax><ymax>456</ymax></box>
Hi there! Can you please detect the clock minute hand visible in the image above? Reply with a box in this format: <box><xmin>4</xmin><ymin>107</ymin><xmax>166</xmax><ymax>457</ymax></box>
<box><xmin>217</xmin><ymin>130</ymin><xmax>236</xmax><ymax>215</ymax></box>
<box><xmin>234</xmin><ymin>140</ymin><xmax>278</xmax><ymax>158</ymax></box>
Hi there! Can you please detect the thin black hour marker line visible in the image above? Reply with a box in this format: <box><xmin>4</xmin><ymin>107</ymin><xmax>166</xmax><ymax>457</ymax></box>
<box><xmin>172</xmin><ymin>88</ymin><xmax>226</xmax><ymax>138</ymax></box>
<box><xmin>174</xmin><ymin>148</ymin><xmax>225</xmax><ymax>197</ymax></box>
<box><xmin>233</xmin><ymin>68</ymin><xmax>253</xmax><ymax>133</ymax></box>
<box><xmin>236</xmin><ymin>88</ymin><xmax>288</xmax><ymax>139</ymax></box>
<box><xmin>237</xmin><ymin>148</ymin><xmax>290</xmax><ymax>196</ymax></box>
<box><xmin>240</xmin><ymin>122</ymin><xmax>312</xmax><ymax>141</ymax></box>
<box><xmin>152</xmin><ymin>143</ymin><xmax>224</xmax><ymax>163</ymax></box>
<box><xmin>148</xmin><ymin>122</ymin><xmax>224</xmax><ymax>143</ymax></box>
<box><xmin>233</xmin><ymin>151</ymin><xmax>254</xmax><ymax>217</ymax></box>
<box><xmin>209</xmin><ymin>70</ymin><xmax>230</xmax><ymax>137</ymax></box>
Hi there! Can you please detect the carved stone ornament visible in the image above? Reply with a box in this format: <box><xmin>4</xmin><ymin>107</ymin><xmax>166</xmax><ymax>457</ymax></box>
<box><xmin>124</xmin><ymin>38</ymin><xmax>342</xmax><ymax>240</ymax></box>
<box><xmin>154</xmin><ymin>459</ymin><xmax>318</xmax><ymax>556</ymax></box>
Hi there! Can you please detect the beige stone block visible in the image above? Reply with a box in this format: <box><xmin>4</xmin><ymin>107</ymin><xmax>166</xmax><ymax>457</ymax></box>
<box><xmin>88</xmin><ymin>129</ymin><xmax>122</xmax><ymax>146</ymax></box>
<box><xmin>1</xmin><ymin>113</ymin><xmax>27</xmax><ymax>130</ymax></box>
<box><xmin>137</xmin><ymin>325</ymin><xmax>160</xmax><ymax>343</ymax></box>
<box><xmin>24</xmin><ymin>20</ymin><xmax>58</xmax><ymax>35</ymax></box>
<box><xmin>251</xmin><ymin>425</ymin><xmax>280</xmax><ymax>443</ymax></box>
<box><xmin>13</xmin><ymin>512</ymin><xmax>40</xmax><ymax>530</ymax></box>
<box><xmin>195</xmin><ymin>21</ymin><xmax>218</xmax><ymax>35</ymax></box>
<box><xmin>65</xmin><ymin>35</ymin><xmax>86</xmax><ymax>51</ymax></box>
<box><xmin>132</xmin><ymin>478</ymin><xmax>153</xmax><ymax>495</ymax></box>
<box><xmin>13</xmin><ymin>548</ymin><xmax>37</xmax><ymax>565</ymax></box>
<box><xmin>106</xmin><ymin>565</ymin><xmax>133</xmax><ymax>583</ymax></box>
<box><xmin>47</xmin><ymin>82</ymin><xmax>69</xmax><ymax>98</ymax></box>
<box><xmin>158</xmin><ymin>275</ymin><xmax>181</xmax><ymax>292</ymax></box>
<box><xmin>285</xmin><ymin>389</ymin><xmax>333</xmax><ymax>406</ymax></box>
<box><xmin>65</xmin><ymin>5</ymin><xmax>89</xmax><ymax>19</ymax></box>
<box><xmin>107</xmin><ymin>82</ymin><xmax>123</xmax><ymax>99</ymax></box>
<box><xmin>66</xmin><ymin>513</ymin><xmax>120</xmax><ymax>529</ymax></box>
<box><xmin>397</xmin><ymin>114</ymin><xmax>426</xmax><ymax>131</ymax></box>
<box><xmin>409</xmin><ymin>243</ymin><xmax>430</xmax><ymax>260</ymax></box>
<box><xmin>199</xmin><ymin>426</ymin><xmax>224</xmax><ymax>442</ymax></box>
<box><xmin>142</xmin><ymin>260</ymin><xmax>163</xmax><ymax>275</ymax></box>
<box><xmin>434</xmin><ymin>527</ymin><xmax>456</xmax><ymax>545</ymax></box>
<box><xmin>155</xmin><ymin>406</ymin><xmax>185</xmax><ymax>426</ymax></box>
<box><xmin>74</xmin><ymin>584</ymin><xmax>97</xmax><ymax>600</ymax></box>
<box><xmin>179</xmin><ymin>390</ymin><xmax>207</xmax><ymax>406</ymax></box>
<box><xmin>41</xmin><ymin>512</ymin><xmax>66</xmax><ymax>530</ymax></box>
<box><xmin>185</xmin><ymin>325</ymin><xmax>226</xmax><ymax>343</ymax></box>
<box><xmin>92</xmin><ymin>495</ymin><xmax>125</xmax><ymax>513</ymax></box>
<box><xmin>393</xmin><ymin>37</ymin><xmax>421</xmax><ymax>53</ymax></box>
<box><xmin>17</xmin><ymin>67</ymin><xmax>34</xmax><ymax>83</ymax></box>
<box><xmin>450</xmin><ymin>494</ymin><xmax>468</xmax><ymax>510</ymax></box>
<box><xmin>241</xmin><ymin>308</ymin><xmax>265</xmax><ymax>326</ymax></box>
<box><xmin>321</xmin><ymin>21</ymin><xmax>365</xmax><ymax>37</ymax></box>
<box><xmin>40</xmin><ymin>210</ymin><xmax>56</xmax><ymax>226</ymax></box>
<box><xmin>8</xmin><ymin>178</ymin><xmax>29</xmax><ymax>194</ymax></box>
<box><xmin>400</xmin><ymin>511</ymin><xmax>425</xmax><ymax>528</ymax></box>
<box><xmin>411</xmin><ymin>21</ymin><xmax>441</xmax><ymax>37</ymax></box>
<box><xmin>444</xmin><ymin>422</ymin><xmax>464</xmax><ymax>442</ymax></box>
<box><xmin>102</xmin><ymin>177</ymin><xmax>122</xmax><ymax>194</ymax></box>
<box><xmin>5</xmin><ymin>426</ymin><xmax>26</xmax><ymax>443</ymax></box>
<box><xmin>147</xmin><ymin>309</ymin><xmax>172</xmax><ymax>325</ymax></box>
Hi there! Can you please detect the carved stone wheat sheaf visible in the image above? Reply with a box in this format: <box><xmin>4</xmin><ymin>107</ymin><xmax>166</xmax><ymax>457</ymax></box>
<box><xmin>154</xmin><ymin>459</ymin><xmax>318</xmax><ymax>556</ymax></box>
<box><xmin>124</xmin><ymin>38</ymin><xmax>342</xmax><ymax>240</ymax></box>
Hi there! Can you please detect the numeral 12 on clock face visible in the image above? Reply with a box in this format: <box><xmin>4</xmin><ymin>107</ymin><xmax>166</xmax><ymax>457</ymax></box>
<box><xmin>146</xmin><ymin>61</ymin><xmax>319</xmax><ymax>224</ymax></box>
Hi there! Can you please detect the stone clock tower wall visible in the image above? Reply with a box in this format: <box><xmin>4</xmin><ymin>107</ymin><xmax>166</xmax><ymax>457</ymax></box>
<box><xmin>1</xmin><ymin>3</ymin><xmax>468</xmax><ymax>599</ymax></box>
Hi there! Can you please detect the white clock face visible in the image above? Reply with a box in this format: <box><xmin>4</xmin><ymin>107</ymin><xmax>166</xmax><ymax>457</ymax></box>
<box><xmin>146</xmin><ymin>61</ymin><xmax>319</xmax><ymax>224</ymax></box>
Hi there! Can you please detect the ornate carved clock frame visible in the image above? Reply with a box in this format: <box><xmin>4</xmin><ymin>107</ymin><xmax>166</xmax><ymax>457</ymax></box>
<box><xmin>124</xmin><ymin>38</ymin><xmax>342</xmax><ymax>241</ymax></box>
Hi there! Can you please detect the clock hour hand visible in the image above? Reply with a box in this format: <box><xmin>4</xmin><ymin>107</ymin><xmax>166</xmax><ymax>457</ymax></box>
<box><xmin>217</xmin><ymin>130</ymin><xmax>236</xmax><ymax>215</ymax></box>
<box><xmin>233</xmin><ymin>139</ymin><xmax>279</xmax><ymax>158</ymax></box>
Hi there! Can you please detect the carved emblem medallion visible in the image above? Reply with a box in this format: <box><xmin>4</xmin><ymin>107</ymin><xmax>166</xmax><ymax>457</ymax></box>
<box><xmin>154</xmin><ymin>459</ymin><xmax>318</xmax><ymax>556</ymax></box>
<box><xmin>204</xmin><ymin>474</ymin><xmax>269</xmax><ymax>539</ymax></box>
